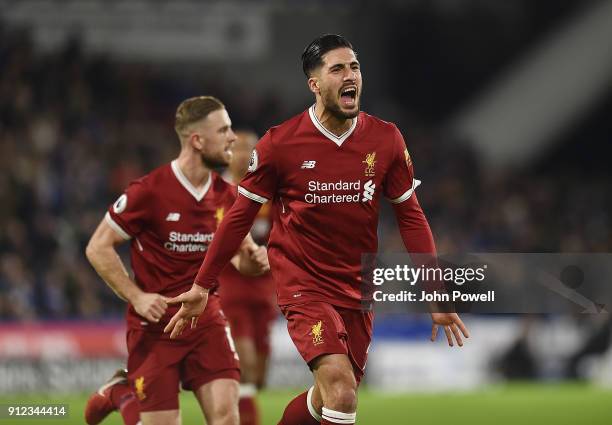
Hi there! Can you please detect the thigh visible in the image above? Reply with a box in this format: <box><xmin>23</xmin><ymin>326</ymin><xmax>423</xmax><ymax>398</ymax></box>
<box><xmin>311</xmin><ymin>353</ymin><xmax>357</xmax><ymax>412</ymax></box>
<box><xmin>194</xmin><ymin>378</ymin><xmax>239</xmax><ymax>425</ymax></box>
<box><xmin>338</xmin><ymin>308</ymin><xmax>373</xmax><ymax>384</ymax></box>
<box><xmin>126</xmin><ymin>329</ymin><xmax>182</xmax><ymax>412</ymax></box>
<box><xmin>281</xmin><ymin>302</ymin><xmax>349</xmax><ymax>366</ymax></box>
<box><xmin>180</xmin><ymin>319</ymin><xmax>241</xmax><ymax>392</ymax></box>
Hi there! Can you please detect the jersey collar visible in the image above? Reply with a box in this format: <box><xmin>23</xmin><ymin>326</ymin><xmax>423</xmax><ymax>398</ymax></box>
<box><xmin>171</xmin><ymin>160</ymin><xmax>212</xmax><ymax>202</ymax></box>
<box><xmin>308</xmin><ymin>104</ymin><xmax>358</xmax><ymax>147</ymax></box>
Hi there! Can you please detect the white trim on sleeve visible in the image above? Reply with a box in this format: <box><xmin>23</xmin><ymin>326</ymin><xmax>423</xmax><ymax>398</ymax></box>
<box><xmin>387</xmin><ymin>178</ymin><xmax>422</xmax><ymax>204</ymax></box>
<box><xmin>104</xmin><ymin>212</ymin><xmax>132</xmax><ymax>240</ymax></box>
<box><xmin>238</xmin><ymin>186</ymin><xmax>268</xmax><ymax>203</ymax></box>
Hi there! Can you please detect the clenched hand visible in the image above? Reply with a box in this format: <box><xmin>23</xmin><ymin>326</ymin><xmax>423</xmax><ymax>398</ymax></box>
<box><xmin>132</xmin><ymin>292</ymin><xmax>169</xmax><ymax>323</ymax></box>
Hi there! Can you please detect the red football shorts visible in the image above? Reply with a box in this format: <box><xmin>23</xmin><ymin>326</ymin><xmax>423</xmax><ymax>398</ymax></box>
<box><xmin>280</xmin><ymin>301</ymin><xmax>373</xmax><ymax>383</ymax></box>
<box><xmin>221</xmin><ymin>299</ymin><xmax>277</xmax><ymax>356</ymax></box>
<box><xmin>126</xmin><ymin>299</ymin><xmax>240</xmax><ymax>412</ymax></box>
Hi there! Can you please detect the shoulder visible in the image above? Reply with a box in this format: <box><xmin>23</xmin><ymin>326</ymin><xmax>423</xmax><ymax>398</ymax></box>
<box><xmin>123</xmin><ymin>163</ymin><xmax>173</xmax><ymax>201</ymax></box>
<box><xmin>137</xmin><ymin>163</ymin><xmax>172</xmax><ymax>189</ymax></box>
<box><xmin>359</xmin><ymin>111</ymin><xmax>400</xmax><ymax>136</ymax></box>
<box><xmin>210</xmin><ymin>172</ymin><xmax>237</xmax><ymax>196</ymax></box>
<box><xmin>266</xmin><ymin>109</ymin><xmax>310</xmax><ymax>145</ymax></box>
<box><xmin>359</xmin><ymin>112</ymin><xmax>404</xmax><ymax>157</ymax></box>
<box><xmin>211</xmin><ymin>171</ymin><xmax>234</xmax><ymax>190</ymax></box>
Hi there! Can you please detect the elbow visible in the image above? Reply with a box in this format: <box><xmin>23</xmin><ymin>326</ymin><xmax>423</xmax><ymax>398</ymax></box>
<box><xmin>85</xmin><ymin>239</ymin><xmax>100</xmax><ymax>264</ymax></box>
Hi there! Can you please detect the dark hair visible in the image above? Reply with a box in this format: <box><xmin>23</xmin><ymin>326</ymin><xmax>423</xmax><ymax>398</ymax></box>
<box><xmin>301</xmin><ymin>34</ymin><xmax>354</xmax><ymax>77</ymax></box>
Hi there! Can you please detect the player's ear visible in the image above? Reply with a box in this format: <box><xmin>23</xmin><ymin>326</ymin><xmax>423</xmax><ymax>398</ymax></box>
<box><xmin>308</xmin><ymin>77</ymin><xmax>320</xmax><ymax>95</ymax></box>
<box><xmin>191</xmin><ymin>133</ymin><xmax>204</xmax><ymax>150</ymax></box>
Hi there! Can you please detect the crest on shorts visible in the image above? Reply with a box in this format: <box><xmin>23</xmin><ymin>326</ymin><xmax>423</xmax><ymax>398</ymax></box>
<box><xmin>363</xmin><ymin>152</ymin><xmax>376</xmax><ymax>177</ymax></box>
<box><xmin>215</xmin><ymin>207</ymin><xmax>224</xmax><ymax>227</ymax></box>
<box><xmin>310</xmin><ymin>320</ymin><xmax>324</xmax><ymax>346</ymax></box>
<box><xmin>135</xmin><ymin>376</ymin><xmax>146</xmax><ymax>401</ymax></box>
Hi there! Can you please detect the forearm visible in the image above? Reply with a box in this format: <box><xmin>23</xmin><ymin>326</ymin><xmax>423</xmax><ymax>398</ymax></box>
<box><xmin>392</xmin><ymin>194</ymin><xmax>436</xmax><ymax>257</ymax></box>
<box><xmin>86</xmin><ymin>245</ymin><xmax>142</xmax><ymax>303</ymax></box>
<box><xmin>229</xmin><ymin>233</ymin><xmax>257</xmax><ymax>271</ymax></box>
<box><xmin>195</xmin><ymin>195</ymin><xmax>262</xmax><ymax>288</ymax></box>
<box><xmin>393</xmin><ymin>194</ymin><xmax>446</xmax><ymax>299</ymax></box>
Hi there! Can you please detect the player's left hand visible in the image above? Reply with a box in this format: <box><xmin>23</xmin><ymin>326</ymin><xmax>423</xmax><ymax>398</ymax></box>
<box><xmin>430</xmin><ymin>312</ymin><xmax>469</xmax><ymax>347</ymax></box>
<box><xmin>164</xmin><ymin>285</ymin><xmax>209</xmax><ymax>339</ymax></box>
<box><xmin>238</xmin><ymin>245</ymin><xmax>270</xmax><ymax>276</ymax></box>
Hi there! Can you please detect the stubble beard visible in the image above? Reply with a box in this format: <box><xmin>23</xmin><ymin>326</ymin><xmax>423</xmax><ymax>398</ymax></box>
<box><xmin>201</xmin><ymin>151</ymin><xmax>230</xmax><ymax>169</ymax></box>
<box><xmin>323</xmin><ymin>90</ymin><xmax>360</xmax><ymax>120</ymax></box>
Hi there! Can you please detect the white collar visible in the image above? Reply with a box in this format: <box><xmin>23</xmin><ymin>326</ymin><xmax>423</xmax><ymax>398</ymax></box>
<box><xmin>171</xmin><ymin>160</ymin><xmax>212</xmax><ymax>202</ymax></box>
<box><xmin>308</xmin><ymin>104</ymin><xmax>358</xmax><ymax>147</ymax></box>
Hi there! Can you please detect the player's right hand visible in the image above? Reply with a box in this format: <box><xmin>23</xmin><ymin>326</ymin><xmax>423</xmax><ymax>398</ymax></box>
<box><xmin>131</xmin><ymin>292</ymin><xmax>169</xmax><ymax>323</ymax></box>
<box><xmin>164</xmin><ymin>285</ymin><xmax>209</xmax><ymax>339</ymax></box>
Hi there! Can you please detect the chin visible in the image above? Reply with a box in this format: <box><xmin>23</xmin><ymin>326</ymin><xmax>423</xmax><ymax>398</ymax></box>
<box><xmin>344</xmin><ymin>108</ymin><xmax>360</xmax><ymax>118</ymax></box>
<box><xmin>329</xmin><ymin>103</ymin><xmax>360</xmax><ymax>120</ymax></box>
<box><xmin>339</xmin><ymin>106</ymin><xmax>359</xmax><ymax>119</ymax></box>
<box><xmin>202</xmin><ymin>155</ymin><xmax>230</xmax><ymax>169</ymax></box>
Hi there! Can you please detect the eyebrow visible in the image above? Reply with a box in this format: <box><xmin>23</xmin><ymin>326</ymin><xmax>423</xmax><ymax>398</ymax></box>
<box><xmin>328</xmin><ymin>61</ymin><xmax>360</xmax><ymax>70</ymax></box>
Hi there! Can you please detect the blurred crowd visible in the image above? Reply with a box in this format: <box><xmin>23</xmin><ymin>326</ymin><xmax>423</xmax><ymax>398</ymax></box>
<box><xmin>1</xmin><ymin>26</ymin><xmax>610</xmax><ymax>321</ymax></box>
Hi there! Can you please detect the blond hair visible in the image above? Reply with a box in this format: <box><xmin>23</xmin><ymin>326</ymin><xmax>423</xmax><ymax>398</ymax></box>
<box><xmin>174</xmin><ymin>96</ymin><xmax>225</xmax><ymax>138</ymax></box>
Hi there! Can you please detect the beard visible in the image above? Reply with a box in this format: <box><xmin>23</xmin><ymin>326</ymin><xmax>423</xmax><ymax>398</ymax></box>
<box><xmin>322</xmin><ymin>88</ymin><xmax>360</xmax><ymax>120</ymax></box>
<box><xmin>201</xmin><ymin>151</ymin><xmax>231</xmax><ymax>169</ymax></box>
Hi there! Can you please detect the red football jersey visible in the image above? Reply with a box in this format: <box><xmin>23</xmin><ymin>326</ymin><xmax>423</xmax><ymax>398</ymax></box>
<box><xmin>218</xmin><ymin>199</ymin><xmax>276</xmax><ymax>305</ymax></box>
<box><xmin>106</xmin><ymin>160</ymin><xmax>236</xmax><ymax>330</ymax></box>
<box><xmin>238</xmin><ymin>106</ymin><xmax>420</xmax><ymax>309</ymax></box>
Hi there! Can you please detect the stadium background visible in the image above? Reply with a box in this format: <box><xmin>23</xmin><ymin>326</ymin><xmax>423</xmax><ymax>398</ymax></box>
<box><xmin>0</xmin><ymin>0</ymin><xmax>611</xmax><ymax>424</ymax></box>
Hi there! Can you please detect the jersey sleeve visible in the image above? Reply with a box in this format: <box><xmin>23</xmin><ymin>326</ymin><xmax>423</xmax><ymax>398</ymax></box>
<box><xmin>383</xmin><ymin>125</ymin><xmax>421</xmax><ymax>204</ymax></box>
<box><xmin>237</xmin><ymin>131</ymin><xmax>277</xmax><ymax>203</ymax></box>
<box><xmin>105</xmin><ymin>181</ymin><xmax>150</xmax><ymax>240</ymax></box>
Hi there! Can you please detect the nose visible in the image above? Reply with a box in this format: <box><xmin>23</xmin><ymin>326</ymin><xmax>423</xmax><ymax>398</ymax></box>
<box><xmin>344</xmin><ymin>68</ymin><xmax>357</xmax><ymax>82</ymax></box>
<box><xmin>228</xmin><ymin>128</ymin><xmax>237</xmax><ymax>144</ymax></box>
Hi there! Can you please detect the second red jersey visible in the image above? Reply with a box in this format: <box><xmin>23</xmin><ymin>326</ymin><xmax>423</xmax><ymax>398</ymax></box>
<box><xmin>218</xmin><ymin>201</ymin><xmax>276</xmax><ymax>305</ymax></box>
<box><xmin>106</xmin><ymin>161</ymin><xmax>236</xmax><ymax>330</ymax></box>
<box><xmin>237</xmin><ymin>106</ymin><xmax>420</xmax><ymax>309</ymax></box>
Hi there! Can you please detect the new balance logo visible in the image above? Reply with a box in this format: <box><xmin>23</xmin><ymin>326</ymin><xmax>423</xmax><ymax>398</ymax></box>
<box><xmin>362</xmin><ymin>179</ymin><xmax>375</xmax><ymax>202</ymax></box>
<box><xmin>166</xmin><ymin>212</ymin><xmax>181</xmax><ymax>221</ymax></box>
<box><xmin>301</xmin><ymin>160</ymin><xmax>316</xmax><ymax>169</ymax></box>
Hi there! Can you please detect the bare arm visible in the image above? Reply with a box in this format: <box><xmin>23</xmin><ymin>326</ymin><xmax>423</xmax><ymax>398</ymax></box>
<box><xmin>85</xmin><ymin>218</ymin><xmax>167</xmax><ymax>322</ymax></box>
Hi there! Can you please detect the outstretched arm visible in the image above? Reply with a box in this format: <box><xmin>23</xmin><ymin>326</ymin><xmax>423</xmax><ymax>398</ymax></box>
<box><xmin>392</xmin><ymin>194</ymin><xmax>469</xmax><ymax>346</ymax></box>
<box><xmin>164</xmin><ymin>195</ymin><xmax>263</xmax><ymax>338</ymax></box>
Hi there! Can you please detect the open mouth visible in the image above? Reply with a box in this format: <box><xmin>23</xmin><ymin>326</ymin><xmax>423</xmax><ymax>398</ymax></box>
<box><xmin>340</xmin><ymin>86</ymin><xmax>357</xmax><ymax>107</ymax></box>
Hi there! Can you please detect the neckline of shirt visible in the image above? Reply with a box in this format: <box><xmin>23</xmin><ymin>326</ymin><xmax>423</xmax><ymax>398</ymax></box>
<box><xmin>308</xmin><ymin>104</ymin><xmax>358</xmax><ymax>147</ymax></box>
<box><xmin>170</xmin><ymin>160</ymin><xmax>212</xmax><ymax>202</ymax></box>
